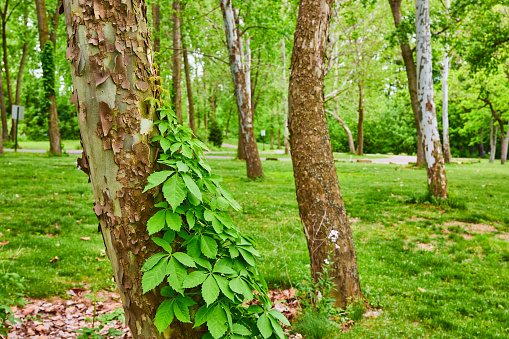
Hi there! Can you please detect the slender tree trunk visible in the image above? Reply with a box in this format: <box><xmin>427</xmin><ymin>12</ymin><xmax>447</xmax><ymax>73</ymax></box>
<box><xmin>0</xmin><ymin>66</ymin><xmax>6</xmax><ymax>144</ymax></box>
<box><xmin>416</xmin><ymin>0</ymin><xmax>448</xmax><ymax>198</ymax></box>
<box><xmin>152</xmin><ymin>4</ymin><xmax>160</xmax><ymax>55</ymax></box>
<box><xmin>1</xmin><ymin>20</ymin><xmax>13</xmax><ymax>109</ymax></box>
<box><xmin>490</xmin><ymin>119</ymin><xmax>497</xmax><ymax>163</ymax></box>
<box><xmin>478</xmin><ymin>128</ymin><xmax>485</xmax><ymax>158</ymax></box>
<box><xmin>289</xmin><ymin>0</ymin><xmax>363</xmax><ymax>309</ymax></box>
<box><xmin>225</xmin><ymin>107</ymin><xmax>232</xmax><ymax>139</ymax></box>
<box><xmin>502</xmin><ymin>122</ymin><xmax>509</xmax><ymax>165</ymax></box>
<box><xmin>277</xmin><ymin>107</ymin><xmax>281</xmax><ymax>148</ymax></box>
<box><xmin>183</xmin><ymin>44</ymin><xmax>196</xmax><ymax>136</ymax></box>
<box><xmin>220</xmin><ymin>0</ymin><xmax>263</xmax><ymax>178</ymax></box>
<box><xmin>35</xmin><ymin>0</ymin><xmax>62</xmax><ymax>154</ymax></box>
<box><xmin>237</xmin><ymin>118</ymin><xmax>246</xmax><ymax>160</ymax></box>
<box><xmin>210</xmin><ymin>85</ymin><xmax>216</xmax><ymax>122</ymax></box>
<box><xmin>270</xmin><ymin>109</ymin><xmax>274</xmax><ymax>149</ymax></box>
<box><xmin>63</xmin><ymin>0</ymin><xmax>205</xmax><ymax>337</ymax></box>
<box><xmin>356</xmin><ymin>81</ymin><xmax>364</xmax><ymax>156</ymax></box>
<box><xmin>441</xmin><ymin>0</ymin><xmax>452</xmax><ymax>163</ymax></box>
<box><xmin>282</xmin><ymin>31</ymin><xmax>289</xmax><ymax>154</ymax></box>
<box><xmin>171</xmin><ymin>0</ymin><xmax>182</xmax><ymax>124</ymax></box>
<box><xmin>389</xmin><ymin>0</ymin><xmax>425</xmax><ymax>166</ymax></box>
<box><xmin>332</xmin><ymin>52</ymin><xmax>355</xmax><ymax>154</ymax></box>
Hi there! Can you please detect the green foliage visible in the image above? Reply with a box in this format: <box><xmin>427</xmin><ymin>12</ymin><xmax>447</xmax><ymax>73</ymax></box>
<box><xmin>76</xmin><ymin>293</ymin><xmax>124</xmax><ymax>339</ymax></box>
<box><xmin>208</xmin><ymin>120</ymin><xmax>224</xmax><ymax>147</ymax></box>
<box><xmin>292</xmin><ymin>312</ymin><xmax>338</xmax><ymax>339</ymax></box>
<box><xmin>142</xmin><ymin>103</ymin><xmax>288</xmax><ymax>338</ymax></box>
<box><xmin>406</xmin><ymin>192</ymin><xmax>467</xmax><ymax>210</ymax></box>
<box><xmin>41</xmin><ymin>42</ymin><xmax>56</xmax><ymax>96</ymax></box>
<box><xmin>0</xmin><ymin>271</ymin><xmax>27</xmax><ymax>336</ymax></box>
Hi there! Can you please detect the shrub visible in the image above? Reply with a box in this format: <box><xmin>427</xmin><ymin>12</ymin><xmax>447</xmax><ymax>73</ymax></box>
<box><xmin>208</xmin><ymin>120</ymin><xmax>224</xmax><ymax>147</ymax></box>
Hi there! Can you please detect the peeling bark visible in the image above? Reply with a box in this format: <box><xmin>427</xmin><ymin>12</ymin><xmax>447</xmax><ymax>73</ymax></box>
<box><xmin>220</xmin><ymin>0</ymin><xmax>263</xmax><ymax>178</ymax></box>
<box><xmin>289</xmin><ymin>0</ymin><xmax>363</xmax><ymax>308</ymax></box>
<box><xmin>183</xmin><ymin>43</ymin><xmax>196</xmax><ymax>136</ymax></box>
<box><xmin>171</xmin><ymin>1</ymin><xmax>182</xmax><ymax>124</ymax></box>
<box><xmin>388</xmin><ymin>0</ymin><xmax>425</xmax><ymax>166</ymax></box>
<box><xmin>416</xmin><ymin>0</ymin><xmax>448</xmax><ymax>198</ymax></box>
<box><xmin>63</xmin><ymin>0</ymin><xmax>204</xmax><ymax>336</ymax></box>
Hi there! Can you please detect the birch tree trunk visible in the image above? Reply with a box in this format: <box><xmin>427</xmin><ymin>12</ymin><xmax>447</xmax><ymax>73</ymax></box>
<box><xmin>289</xmin><ymin>0</ymin><xmax>363</xmax><ymax>308</ymax></box>
<box><xmin>220</xmin><ymin>0</ymin><xmax>263</xmax><ymax>178</ymax></box>
<box><xmin>415</xmin><ymin>0</ymin><xmax>448</xmax><ymax>198</ymax></box>
<box><xmin>63</xmin><ymin>0</ymin><xmax>205</xmax><ymax>336</ymax></box>
<box><xmin>441</xmin><ymin>0</ymin><xmax>452</xmax><ymax>163</ymax></box>
<box><xmin>171</xmin><ymin>0</ymin><xmax>182</xmax><ymax>124</ymax></box>
<box><xmin>502</xmin><ymin>122</ymin><xmax>509</xmax><ymax>165</ymax></box>
<box><xmin>35</xmin><ymin>0</ymin><xmax>62</xmax><ymax>155</ymax></box>
<box><xmin>183</xmin><ymin>44</ymin><xmax>196</xmax><ymax>136</ymax></box>
<box><xmin>490</xmin><ymin>119</ymin><xmax>498</xmax><ymax>163</ymax></box>
<box><xmin>389</xmin><ymin>0</ymin><xmax>425</xmax><ymax>166</ymax></box>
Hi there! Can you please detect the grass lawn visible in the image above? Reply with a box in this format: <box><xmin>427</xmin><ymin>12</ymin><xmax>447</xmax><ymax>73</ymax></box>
<box><xmin>8</xmin><ymin>140</ymin><xmax>83</xmax><ymax>151</ymax></box>
<box><xmin>1</xmin><ymin>153</ymin><xmax>508</xmax><ymax>337</ymax></box>
<box><xmin>205</xmin><ymin>151</ymin><xmax>389</xmax><ymax>160</ymax></box>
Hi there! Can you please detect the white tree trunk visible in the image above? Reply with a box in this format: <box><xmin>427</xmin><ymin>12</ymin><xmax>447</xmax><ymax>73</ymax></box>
<box><xmin>490</xmin><ymin>119</ymin><xmax>498</xmax><ymax>163</ymax></box>
<box><xmin>416</xmin><ymin>0</ymin><xmax>448</xmax><ymax>198</ymax></box>
<box><xmin>441</xmin><ymin>0</ymin><xmax>451</xmax><ymax>163</ymax></box>
<box><xmin>502</xmin><ymin>121</ymin><xmax>509</xmax><ymax>165</ymax></box>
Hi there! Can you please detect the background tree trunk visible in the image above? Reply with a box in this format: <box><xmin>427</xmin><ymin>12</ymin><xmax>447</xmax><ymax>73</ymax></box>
<box><xmin>490</xmin><ymin>119</ymin><xmax>498</xmax><ymax>163</ymax></box>
<box><xmin>171</xmin><ymin>0</ymin><xmax>182</xmax><ymax>124</ymax></box>
<box><xmin>289</xmin><ymin>0</ymin><xmax>363</xmax><ymax>309</ymax></box>
<box><xmin>416</xmin><ymin>0</ymin><xmax>448</xmax><ymax>198</ymax></box>
<box><xmin>152</xmin><ymin>4</ymin><xmax>160</xmax><ymax>55</ymax></box>
<box><xmin>35</xmin><ymin>0</ymin><xmax>62</xmax><ymax>155</ymax></box>
<box><xmin>183</xmin><ymin>43</ymin><xmax>196</xmax><ymax>136</ymax></box>
<box><xmin>356</xmin><ymin>81</ymin><xmax>364</xmax><ymax>156</ymax></box>
<box><xmin>441</xmin><ymin>0</ymin><xmax>452</xmax><ymax>163</ymax></box>
<box><xmin>63</xmin><ymin>0</ymin><xmax>205</xmax><ymax>337</ymax></box>
<box><xmin>389</xmin><ymin>0</ymin><xmax>425</xmax><ymax>166</ymax></box>
<box><xmin>502</xmin><ymin>122</ymin><xmax>509</xmax><ymax>165</ymax></box>
<box><xmin>237</xmin><ymin>118</ymin><xmax>246</xmax><ymax>160</ymax></box>
<box><xmin>0</xmin><ymin>67</ymin><xmax>6</xmax><ymax>143</ymax></box>
<box><xmin>220</xmin><ymin>0</ymin><xmax>263</xmax><ymax>178</ymax></box>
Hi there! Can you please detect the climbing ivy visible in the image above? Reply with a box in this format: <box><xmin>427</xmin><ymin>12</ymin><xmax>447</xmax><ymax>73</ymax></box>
<box><xmin>41</xmin><ymin>41</ymin><xmax>56</xmax><ymax>96</ymax></box>
<box><xmin>142</xmin><ymin>103</ymin><xmax>288</xmax><ymax>339</ymax></box>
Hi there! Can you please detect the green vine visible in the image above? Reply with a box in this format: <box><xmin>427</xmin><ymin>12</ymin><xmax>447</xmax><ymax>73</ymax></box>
<box><xmin>142</xmin><ymin>101</ymin><xmax>288</xmax><ymax>338</ymax></box>
<box><xmin>41</xmin><ymin>41</ymin><xmax>55</xmax><ymax>96</ymax></box>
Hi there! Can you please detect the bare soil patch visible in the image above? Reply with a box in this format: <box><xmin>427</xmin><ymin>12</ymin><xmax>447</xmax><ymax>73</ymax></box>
<box><xmin>444</xmin><ymin>221</ymin><xmax>498</xmax><ymax>234</ymax></box>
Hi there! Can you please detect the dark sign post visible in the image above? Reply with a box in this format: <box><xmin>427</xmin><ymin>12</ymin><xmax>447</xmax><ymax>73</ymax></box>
<box><xmin>11</xmin><ymin>105</ymin><xmax>25</xmax><ymax>152</ymax></box>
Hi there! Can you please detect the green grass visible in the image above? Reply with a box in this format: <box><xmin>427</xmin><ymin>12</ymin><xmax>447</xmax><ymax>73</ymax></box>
<box><xmin>1</xmin><ymin>153</ymin><xmax>509</xmax><ymax>337</ymax></box>
<box><xmin>205</xmin><ymin>151</ymin><xmax>388</xmax><ymax>160</ymax></box>
<box><xmin>6</xmin><ymin>140</ymin><xmax>83</xmax><ymax>151</ymax></box>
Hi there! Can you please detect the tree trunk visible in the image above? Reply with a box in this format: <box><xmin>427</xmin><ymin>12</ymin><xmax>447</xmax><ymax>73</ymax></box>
<box><xmin>152</xmin><ymin>4</ymin><xmax>160</xmax><ymax>55</ymax></box>
<box><xmin>270</xmin><ymin>109</ymin><xmax>274</xmax><ymax>149</ymax></box>
<box><xmin>183</xmin><ymin>44</ymin><xmax>196</xmax><ymax>136</ymax></box>
<box><xmin>210</xmin><ymin>85</ymin><xmax>216</xmax><ymax>122</ymax></box>
<box><xmin>329</xmin><ymin>108</ymin><xmax>355</xmax><ymax>154</ymax></box>
<box><xmin>416</xmin><ymin>0</ymin><xmax>448</xmax><ymax>198</ymax></box>
<box><xmin>1</xmin><ymin>20</ymin><xmax>13</xmax><ymax>109</ymax></box>
<box><xmin>478</xmin><ymin>128</ymin><xmax>485</xmax><ymax>158</ymax></box>
<box><xmin>356</xmin><ymin>81</ymin><xmax>364</xmax><ymax>156</ymax></box>
<box><xmin>35</xmin><ymin>0</ymin><xmax>62</xmax><ymax>155</ymax></box>
<box><xmin>225</xmin><ymin>106</ymin><xmax>232</xmax><ymax>139</ymax></box>
<box><xmin>9</xmin><ymin>7</ymin><xmax>29</xmax><ymax>142</ymax></box>
<box><xmin>277</xmin><ymin>107</ymin><xmax>281</xmax><ymax>148</ymax></box>
<box><xmin>237</xmin><ymin>118</ymin><xmax>246</xmax><ymax>160</ymax></box>
<box><xmin>289</xmin><ymin>0</ymin><xmax>363</xmax><ymax>309</ymax></box>
<box><xmin>220</xmin><ymin>0</ymin><xmax>263</xmax><ymax>178</ymax></box>
<box><xmin>63</xmin><ymin>0</ymin><xmax>205</xmax><ymax>337</ymax></box>
<box><xmin>171</xmin><ymin>0</ymin><xmax>182</xmax><ymax>124</ymax></box>
<box><xmin>441</xmin><ymin>0</ymin><xmax>452</xmax><ymax>163</ymax></box>
<box><xmin>502</xmin><ymin>122</ymin><xmax>509</xmax><ymax>165</ymax></box>
<box><xmin>282</xmin><ymin>33</ymin><xmax>289</xmax><ymax>155</ymax></box>
<box><xmin>490</xmin><ymin>119</ymin><xmax>497</xmax><ymax>163</ymax></box>
<box><xmin>389</xmin><ymin>0</ymin><xmax>425</xmax><ymax>166</ymax></box>
<box><xmin>0</xmin><ymin>65</ymin><xmax>6</xmax><ymax>144</ymax></box>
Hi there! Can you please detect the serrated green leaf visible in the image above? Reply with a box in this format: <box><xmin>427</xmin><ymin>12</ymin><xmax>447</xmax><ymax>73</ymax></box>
<box><xmin>152</xmin><ymin>237</ymin><xmax>173</xmax><ymax>253</ymax></box>
<box><xmin>182</xmin><ymin>174</ymin><xmax>202</xmax><ymax>201</ymax></box>
<box><xmin>163</xmin><ymin>230</ymin><xmax>176</xmax><ymax>244</ymax></box>
<box><xmin>186</xmin><ymin>210</ymin><xmax>196</xmax><ymax>229</ymax></box>
<box><xmin>207</xmin><ymin>305</ymin><xmax>228</xmax><ymax>339</ymax></box>
<box><xmin>154</xmin><ymin>201</ymin><xmax>168</xmax><ymax>208</ymax></box>
<box><xmin>257</xmin><ymin>313</ymin><xmax>273</xmax><ymax>339</ymax></box>
<box><xmin>213</xmin><ymin>262</ymin><xmax>236</xmax><ymax>275</ymax></box>
<box><xmin>203</xmin><ymin>178</ymin><xmax>217</xmax><ymax>195</ymax></box>
<box><xmin>214</xmin><ymin>275</ymin><xmax>235</xmax><ymax>301</ymax></box>
<box><xmin>247</xmin><ymin>305</ymin><xmax>263</xmax><ymax>314</ymax></box>
<box><xmin>218</xmin><ymin>186</ymin><xmax>242</xmax><ymax>211</ymax></box>
<box><xmin>200</xmin><ymin>235</ymin><xmax>218</xmax><ymax>259</ymax></box>
<box><xmin>229</xmin><ymin>244</ymin><xmax>239</xmax><ymax>259</ymax></box>
<box><xmin>173</xmin><ymin>299</ymin><xmax>191</xmax><ymax>323</ymax></box>
<box><xmin>187</xmin><ymin>238</ymin><xmax>201</xmax><ymax>258</ymax></box>
<box><xmin>170</xmin><ymin>142</ymin><xmax>182</xmax><ymax>154</ymax></box>
<box><xmin>176</xmin><ymin>294</ymin><xmax>196</xmax><ymax>307</ymax></box>
<box><xmin>221</xmin><ymin>303</ymin><xmax>233</xmax><ymax>332</ymax></box>
<box><xmin>202</xmin><ymin>275</ymin><xmax>220</xmax><ymax>306</ymax></box>
<box><xmin>204</xmin><ymin>209</ymin><xmax>213</xmax><ymax>221</ymax></box>
<box><xmin>142</xmin><ymin>253</ymin><xmax>167</xmax><ymax>271</ymax></box>
<box><xmin>165</xmin><ymin>210</ymin><xmax>182</xmax><ymax>231</ymax></box>
<box><xmin>211</xmin><ymin>217</ymin><xmax>223</xmax><ymax>234</ymax></box>
<box><xmin>160</xmin><ymin>138</ymin><xmax>172</xmax><ymax>153</ymax></box>
<box><xmin>154</xmin><ymin>299</ymin><xmax>174</xmax><ymax>333</ymax></box>
<box><xmin>233</xmin><ymin>323</ymin><xmax>251</xmax><ymax>335</ymax></box>
<box><xmin>172</xmin><ymin>252</ymin><xmax>196</xmax><ymax>268</ymax></box>
<box><xmin>167</xmin><ymin>257</ymin><xmax>187</xmax><ymax>293</ymax></box>
<box><xmin>193</xmin><ymin>257</ymin><xmax>212</xmax><ymax>271</ymax></box>
<box><xmin>182</xmin><ymin>271</ymin><xmax>208</xmax><ymax>288</ymax></box>
<box><xmin>160</xmin><ymin>286</ymin><xmax>174</xmax><ymax>297</ymax></box>
<box><xmin>269</xmin><ymin>315</ymin><xmax>286</xmax><ymax>339</ymax></box>
<box><xmin>144</xmin><ymin>171</ymin><xmax>174</xmax><ymax>192</ymax></box>
<box><xmin>239</xmin><ymin>245</ymin><xmax>261</xmax><ymax>257</ymax></box>
<box><xmin>163</xmin><ymin>174</ymin><xmax>187</xmax><ymax>211</ymax></box>
<box><xmin>229</xmin><ymin>277</ymin><xmax>253</xmax><ymax>301</ymax></box>
<box><xmin>181</xmin><ymin>144</ymin><xmax>193</xmax><ymax>158</ymax></box>
<box><xmin>194</xmin><ymin>305</ymin><xmax>214</xmax><ymax>328</ymax></box>
<box><xmin>176</xmin><ymin>161</ymin><xmax>189</xmax><ymax>172</ymax></box>
<box><xmin>147</xmin><ymin>210</ymin><xmax>166</xmax><ymax>235</ymax></box>
<box><xmin>142</xmin><ymin>257</ymin><xmax>168</xmax><ymax>294</ymax></box>
<box><xmin>238</xmin><ymin>248</ymin><xmax>256</xmax><ymax>266</ymax></box>
<box><xmin>269</xmin><ymin>309</ymin><xmax>291</xmax><ymax>326</ymax></box>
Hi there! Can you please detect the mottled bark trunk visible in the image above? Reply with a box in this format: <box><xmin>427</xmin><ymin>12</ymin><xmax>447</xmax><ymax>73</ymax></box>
<box><xmin>63</xmin><ymin>0</ymin><xmax>205</xmax><ymax>336</ymax></box>
<box><xmin>183</xmin><ymin>45</ymin><xmax>196</xmax><ymax>136</ymax></box>
<box><xmin>35</xmin><ymin>0</ymin><xmax>62</xmax><ymax>154</ymax></box>
<box><xmin>502</xmin><ymin>122</ymin><xmax>509</xmax><ymax>165</ymax></box>
<box><xmin>389</xmin><ymin>0</ymin><xmax>425</xmax><ymax>166</ymax></box>
<box><xmin>9</xmin><ymin>8</ymin><xmax>29</xmax><ymax>142</ymax></box>
<box><xmin>490</xmin><ymin>119</ymin><xmax>497</xmax><ymax>163</ymax></box>
<box><xmin>289</xmin><ymin>0</ymin><xmax>363</xmax><ymax>309</ymax></box>
<box><xmin>277</xmin><ymin>107</ymin><xmax>281</xmax><ymax>148</ymax></box>
<box><xmin>356</xmin><ymin>81</ymin><xmax>364</xmax><ymax>156</ymax></box>
<box><xmin>416</xmin><ymin>0</ymin><xmax>448</xmax><ymax>198</ymax></box>
<box><xmin>171</xmin><ymin>1</ymin><xmax>182</xmax><ymax>124</ymax></box>
<box><xmin>220</xmin><ymin>0</ymin><xmax>263</xmax><ymax>178</ymax></box>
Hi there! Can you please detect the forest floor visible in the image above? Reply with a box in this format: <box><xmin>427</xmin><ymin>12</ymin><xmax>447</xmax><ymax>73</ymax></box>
<box><xmin>1</xmin><ymin>152</ymin><xmax>508</xmax><ymax>338</ymax></box>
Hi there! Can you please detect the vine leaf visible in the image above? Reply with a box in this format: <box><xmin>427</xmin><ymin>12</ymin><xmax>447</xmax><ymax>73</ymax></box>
<box><xmin>182</xmin><ymin>174</ymin><xmax>202</xmax><ymax>201</ymax></box>
<box><xmin>154</xmin><ymin>299</ymin><xmax>174</xmax><ymax>333</ymax></box>
<box><xmin>142</xmin><ymin>258</ymin><xmax>168</xmax><ymax>294</ymax></box>
<box><xmin>147</xmin><ymin>210</ymin><xmax>166</xmax><ymax>235</ymax></box>
<box><xmin>257</xmin><ymin>313</ymin><xmax>273</xmax><ymax>339</ymax></box>
<box><xmin>163</xmin><ymin>174</ymin><xmax>187</xmax><ymax>211</ymax></box>
<box><xmin>144</xmin><ymin>171</ymin><xmax>174</xmax><ymax>192</ymax></box>
<box><xmin>182</xmin><ymin>271</ymin><xmax>208</xmax><ymax>289</ymax></box>
<box><xmin>202</xmin><ymin>275</ymin><xmax>220</xmax><ymax>306</ymax></box>
<box><xmin>207</xmin><ymin>304</ymin><xmax>228</xmax><ymax>339</ymax></box>
<box><xmin>165</xmin><ymin>210</ymin><xmax>182</xmax><ymax>231</ymax></box>
<box><xmin>200</xmin><ymin>235</ymin><xmax>218</xmax><ymax>259</ymax></box>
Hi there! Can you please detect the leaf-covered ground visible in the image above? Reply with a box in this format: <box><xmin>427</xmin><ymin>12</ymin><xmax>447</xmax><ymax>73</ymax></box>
<box><xmin>1</xmin><ymin>152</ymin><xmax>508</xmax><ymax>338</ymax></box>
